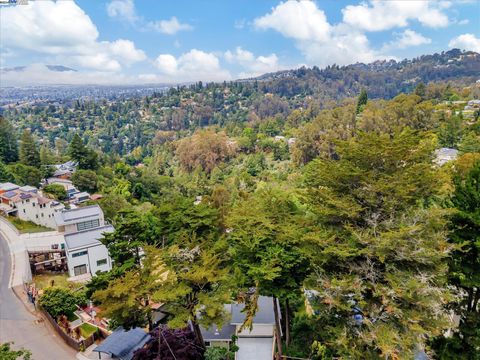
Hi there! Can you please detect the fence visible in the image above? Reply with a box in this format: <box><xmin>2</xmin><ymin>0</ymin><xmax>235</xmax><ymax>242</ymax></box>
<box><xmin>41</xmin><ymin>308</ymin><xmax>97</xmax><ymax>351</ymax></box>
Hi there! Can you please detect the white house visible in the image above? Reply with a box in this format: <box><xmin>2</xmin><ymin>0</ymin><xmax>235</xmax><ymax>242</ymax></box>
<box><xmin>54</xmin><ymin>205</ymin><xmax>113</xmax><ymax>277</ymax></box>
<box><xmin>64</xmin><ymin>225</ymin><xmax>114</xmax><ymax>277</ymax></box>
<box><xmin>201</xmin><ymin>296</ymin><xmax>277</xmax><ymax>360</ymax></box>
<box><xmin>16</xmin><ymin>194</ymin><xmax>65</xmax><ymax>229</ymax></box>
<box><xmin>0</xmin><ymin>188</ymin><xmax>65</xmax><ymax>229</ymax></box>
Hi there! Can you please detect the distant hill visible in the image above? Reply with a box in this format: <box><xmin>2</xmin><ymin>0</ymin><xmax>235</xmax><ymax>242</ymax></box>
<box><xmin>1</xmin><ymin>65</ymin><xmax>77</xmax><ymax>73</ymax></box>
<box><xmin>244</xmin><ymin>49</ymin><xmax>480</xmax><ymax>100</ymax></box>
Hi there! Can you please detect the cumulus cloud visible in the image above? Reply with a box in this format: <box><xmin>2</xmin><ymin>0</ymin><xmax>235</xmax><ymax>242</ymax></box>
<box><xmin>253</xmin><ymin>1</ymin><xmax>392</xmax><ymax>67</ymax></box>
<box><xmin>155</xmin><ymin>49</ymin><xmax>231</xmax><ymax>82</ymax></box>
<box><xmin>224</xmin><ymin>47</ymin><xmax>283</xmax><ymax>78</ymax></box>
<box><xmin>1</xmin><ymin>1</ymin><xmax>146</xmax><ymax>71</ymax></box>
<box><xmin>254</xmin><ymin>0</ymin><xmax>330</xmax><ymax>42</ymax></box>
<box><xmin>106</xmin><ymin>0</ymin><xmax>192</xmax><ymax>35</ymax></box>
<box><xmin>449</xmin><ymin>33</ymin><xmax>480</xmax><ymax>52</ymax></box>
<box><xmin>383</xmin><ymin>29</ymin><xmax>432</xmax><ymax>50</ymax></box>
<box><xmin>342</xmin><ymin>0</ymin><xmax>449</xmax><ymax>31</ymax></box>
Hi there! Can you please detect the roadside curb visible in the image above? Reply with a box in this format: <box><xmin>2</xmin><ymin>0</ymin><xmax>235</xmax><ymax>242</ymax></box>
<box><xmin>0</xmin><ymin>227</ymin><xmax>16</xmax><ymax>288</ymax></box>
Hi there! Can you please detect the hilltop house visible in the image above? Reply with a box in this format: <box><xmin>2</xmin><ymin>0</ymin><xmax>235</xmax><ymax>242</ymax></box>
<box><xmin>201</xmin><ymin>296</ymin><xmax>278</xmax><ymax>360</ymax></box>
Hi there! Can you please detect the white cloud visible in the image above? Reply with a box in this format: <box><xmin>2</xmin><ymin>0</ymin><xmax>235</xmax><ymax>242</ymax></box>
<box><xmin>224</xmin><ymin>47</ymin><xmax>283</xmax><ymax>78</ymax></box>
<box><xmin>342</xmin><ymin>0</ymin><xmax>449</xmax><ymax>31</ymax></box>
<box><xmin>0</xmin><ymin>1</ymin><xmax>146</xmax><ymax>71</ymax></box>
<box><xmin>253</xmin><ymin>1</ymin><xmax>392</xmax><ymax>67</ymax></box>
<box><xmin>147</xmin><ymin>17</ymin><xmax>193</xmax><ymax>35</ymax></box>
<box><xmin>254</xmin><ymin>0</ymin><xmax>330</xmax><ymax>42</ymax></box>
<box><xmin>155</xmin><ymin>49</ymin><xmax>231</xmax><ymax>82</ymax></box>
<box><xmin>106</xmin><ymin>0</ymin><xmax>192</xmax><ymax>35</ymax></box>
<box><xmin>385</xmin><ymin>29</ymin><xmax>432</xmax><ymax>50</ymax></box>
<box><xmin>449</xmin><ymin>33</ymin><xmax>480</xmax><ymax>52</ymax></box>
<box><xmin>106</xmin><ymin>0</ymin><xmax>138</xmax><ymax>23</ymax></box>
<box><xmin>108</xmin><ymin>39</ymin><xmax>146</xmax><ymax>64</ymax></box>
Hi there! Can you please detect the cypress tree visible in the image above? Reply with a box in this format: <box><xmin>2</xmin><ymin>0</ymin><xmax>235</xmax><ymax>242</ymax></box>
<box><xmin>19</xmin><ymin>129</ymin><xmax>40</xmax><ymax>167</ymax></box>
<box><xmin>0</xmin><ymin>116</ymin><xmax>18</xmax><ymax>163</ymax></box>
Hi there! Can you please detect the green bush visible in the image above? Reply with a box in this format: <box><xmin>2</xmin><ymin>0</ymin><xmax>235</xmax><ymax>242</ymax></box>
<box><xmin>43</xmin><ymin>184</ymin><xmax>68</xmax><ymax>200</ymax></box>
<box><xmin>39</xmin><ymin>287</ymin><xmax>86</xmax><ymax>318</ymax></box>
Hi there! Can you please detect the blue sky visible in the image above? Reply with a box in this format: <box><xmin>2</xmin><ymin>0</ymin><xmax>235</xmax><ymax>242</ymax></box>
<box><xmin>0</xmin><ymin>0</ymin><xmax>479</xmax><ymax>85</ymax></box>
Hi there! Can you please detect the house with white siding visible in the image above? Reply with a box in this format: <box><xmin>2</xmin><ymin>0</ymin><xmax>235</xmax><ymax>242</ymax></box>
<box><xmin>54</xmin><ymin>205</ymin><xmax>113</xmax><ymax>277</ymax></box>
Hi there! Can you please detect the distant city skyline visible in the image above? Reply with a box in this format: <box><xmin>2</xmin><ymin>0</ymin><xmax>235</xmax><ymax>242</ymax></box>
<box><xmin>0</xmin><ymin>0</ymin><xmax>479</xmax><ymax>86</ymax></box>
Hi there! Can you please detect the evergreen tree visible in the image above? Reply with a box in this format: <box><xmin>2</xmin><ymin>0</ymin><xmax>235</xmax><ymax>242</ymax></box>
<box><xmin>303</xmin><ymin>129</ymin><xmax>452</xmax><ymax>358</ymax></box>
<box><xmin>19</xmin><ymin>130</ymin><xmax>40</xmax><ymax>167</ymax></box>
<box><xmin>433</xmin><ymin>161</ymin><xmax>480</xmax><ymax>359</ymax></box>
<box><xmin>0</xmin><ymin>116</ymin><xmax>18</xmax><ymax>163</ymax></box>
<box><xmin>356</xmin><ymin>89</ymin><xmax>368</xmax><ymax>114</ymax></box>
<box><xmin>68</xmin><ymin>134</ymin><xmax>98</xmax><ymax>170</ymax></box>
<box><xmin>227</xmin><ymin>186</ymin><xmax>309</xmax><ymax>357</ymax></box>
<box><xmin>0</xmin><ymin>161</ymin><xmax>14</xmax><ymax>182</ymax></box>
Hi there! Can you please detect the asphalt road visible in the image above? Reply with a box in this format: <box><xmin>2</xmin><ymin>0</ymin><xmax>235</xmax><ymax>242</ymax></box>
<box><xmin>0</xmin><ymin>234</ymin><xmax>76</xmax><ymax>360</ymax></box>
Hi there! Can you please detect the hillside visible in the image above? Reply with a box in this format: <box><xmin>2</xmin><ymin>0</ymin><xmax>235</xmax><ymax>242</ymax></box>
<box><xmin>247</xmin><ymin>49</ymin><xmax>480</xmax><ymax>99</ymax></box>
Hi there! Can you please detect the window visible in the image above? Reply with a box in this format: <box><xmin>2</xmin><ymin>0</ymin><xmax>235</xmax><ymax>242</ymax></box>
<box><xmin>96</xmin><ymin>258</ymin><xmax>107</xmax><ymax>266</ymax></box>
<box><xmin>41</xmin><ymin>213</ymin><xmax>44</xmax><ymax>217</ymax></box>
<box><xmin>76</xmin><ymin>219</ymin><xmax>100</xmax><ymax>231</ymax></box>
<box><xmin>35</xmin><ymin>214</ymin><xmax>38</xmax><ymax>219</ymax></box>
<box><xmin>23</xmin><ymin>209</ymin><xmax>26</xmax><ymax>213</ymax></box>
<box><xmin>72</xmin><ymin>250</ymin><xmax>88</xmax><ymax>258</ymax></box>
<box><xmin>74</xmin><ymin>264</ymin><xmax>87</xmax><ymax>276</ymax></box>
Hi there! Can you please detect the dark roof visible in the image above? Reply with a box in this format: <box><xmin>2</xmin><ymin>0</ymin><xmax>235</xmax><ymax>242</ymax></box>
<box><xmin>231</xmin><ymin>296</ymin><xmax>276</xmax><ymax>325</ymax></box>
<box><xmin>201</xmin><ymin>324</ymin><xmax>236</xmax><ymax>341</ymax></box>
<box><xmin>93</xmin><ymin>327</ymin><xmax>150</xmax><ymax>360</ymax></box>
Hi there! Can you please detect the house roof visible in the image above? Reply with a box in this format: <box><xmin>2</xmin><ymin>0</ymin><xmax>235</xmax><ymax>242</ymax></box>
<box><xmin>202</xmin><ymin>324</ymin><xmax>236</xmax><ymax>342</ymax></box>
<box><xmin>0</xmin><ymin>183</ymin><xmax>20</xmax><ymax>192</ymax></box>
<box><xmin>64</xmin><ymin>225</ymin><xmax>114</xmax><ymax>251</ymax></box>
<box><xmin>93</xmin><ymin>327</ymin><xmax>150</xmax><ymax>360</ymax></box>
<box><xmin>231</xmin><ymin>296</ymin><xmax>276</xmax><ymax>325</ymax></box>
<box><xmin>73</xmin><ymin>191</ymin><xmax>90</xmax><ymax>198</ymax></box>
<box><xmin>19</xmin><ymin>185</ymin><xmax>37</xmax><ymax>192</ymax></box>
<box><xmin>54</xmin><ymin>205</ymin><xmax>103</xmax><ymax>226</ymax></box>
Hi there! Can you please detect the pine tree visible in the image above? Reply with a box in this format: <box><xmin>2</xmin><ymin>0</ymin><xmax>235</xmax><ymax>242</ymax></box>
<box><xmin>19</xmin><ymin>130</ymin><xmax>40</xmax><ymax>167</ymax></box>
<box><xmin>356</xmin><ymin>89</ymin><xmax>368</xmax><ymax>114</ymax></box>
<box><xmin>0</xmin><ymin>116</ymin><xmax>18</xmax><ymax>163</ymax></box>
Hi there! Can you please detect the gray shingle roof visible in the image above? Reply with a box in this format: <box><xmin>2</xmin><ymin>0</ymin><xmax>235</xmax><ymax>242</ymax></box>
<box><xmin>54</xmin><ymin>205</ymin><xmax>102</xmax><ymax>226</ymax></box>
<box><xmin>64</xmin><ymin>225</ymin><xmax>113</xmax><ymax>251</ymax></box>
<box><xmin>231</xmin><ymin>296</ymin><xmax>276</xmax><ymax>325</ymax></box>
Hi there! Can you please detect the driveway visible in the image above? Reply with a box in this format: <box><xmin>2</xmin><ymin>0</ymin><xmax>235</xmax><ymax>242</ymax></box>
<box><xmin>0</xmin><ymin>233</ymin><xmax>76</xmax><ymax>360</ymax></box>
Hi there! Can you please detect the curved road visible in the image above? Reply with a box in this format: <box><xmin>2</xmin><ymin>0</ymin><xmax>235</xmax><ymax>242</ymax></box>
<box><xmin>0</xmin><ymin>234</ymin><xmax>76</xmax><ymax>360</ymax></box>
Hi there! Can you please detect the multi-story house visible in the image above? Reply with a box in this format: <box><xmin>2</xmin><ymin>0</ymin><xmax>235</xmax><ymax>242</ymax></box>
<box><xmin>54</xmin><ymin>205</ymin><xmax>113</xmax><ymax>277</ymax></box>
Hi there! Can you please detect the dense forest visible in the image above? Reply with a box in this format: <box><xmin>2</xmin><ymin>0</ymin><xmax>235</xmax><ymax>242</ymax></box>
<box><xmin>1</xmin><ymin>50</ymin><xmax>480</xmax><ymax>359</ymax></box>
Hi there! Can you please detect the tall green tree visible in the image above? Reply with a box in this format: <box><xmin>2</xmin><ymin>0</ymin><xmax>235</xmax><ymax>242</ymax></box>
<box><xmin>19</xmin><ymin>130</ymin><xmax>40</xmax><ymax>167</ymax></box>
<box><xmin>356</xmin><ymin>89</ymin><xmax>368</xmax><ymax>114</ymax></box>
<box><xmin>0</xmin><ymin>116</ymin><xmax>18</xmax><ymax>163</ymax></box>
<box><xmin>68</xmin><ymin>134</ymin><xmax>98</xmax><ymax>170</ymax></box>
<box><xmin>433</xmin><ymin>161</ymin><xmax>480</xmax><ymax>359</ymax></box>
<box><xmin>302</xmin><ymin>129</ymin><xmax>452</xmax><ymax>359</ymax></box>
<box><xmin>226</xmin><ymin>186</ymin><xmax>309</xmax><ymax>357</ymax></box>
<box><xmin>0</xmin><ymin>161</ymin><xmax>14</xmax><ymax>182</ymax></box>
